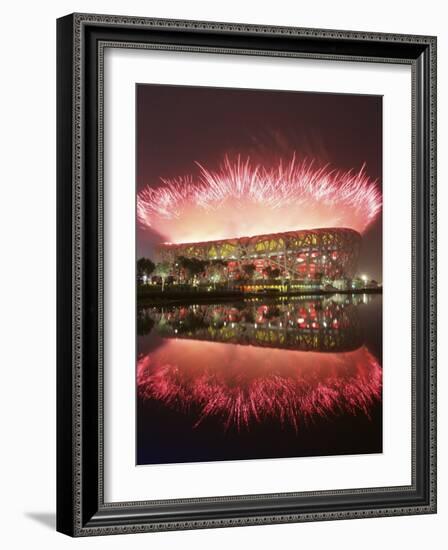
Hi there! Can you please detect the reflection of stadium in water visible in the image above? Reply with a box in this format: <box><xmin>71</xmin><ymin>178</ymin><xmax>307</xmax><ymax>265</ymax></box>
<box><xmin>137</xmin><ymin>294</ymin><xmax>382</xmax><ymax>435</ymax></box>
<box><xmin>137</xmin><ymin>294</ymin><xmax>369</xmax><ymax>353</ymax></box>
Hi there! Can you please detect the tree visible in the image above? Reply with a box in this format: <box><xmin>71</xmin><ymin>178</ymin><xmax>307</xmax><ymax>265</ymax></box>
<box><xmin>153</xmin><ymin>262</ymin><xmax>171</xmax><ymax>291</ymax></box>
<box><xmin>177</xmin><ymin>256</ymin><xmax>207</xmax><ymax>285</ymax></box>
<box><xmin>262</xmin><ymin>265</ymin><xmax>281</xmax><ymax>280</ymax></box>
<box><xmin>176</xmin><ymin>256</ymin><xmax>189</xmax><ymax>283</ymax></box>
<box><xmin>208</xmin><ymin>265</ymin><xmax>222</xmax><ymax>288</ymax></box>
<box><xmin>208</xmin><ymin>259</ymin><xmax>227</xmax><ymax>288</ymax></box>
<box><xmin>137</xmin><ymin>257</ymin><xmax>155</xmax><ymax>283</ymax></box>
<box><xmin>264</xmin><ymin>306</ymin><xmax>281</xmax><ymax>320</ymax></box>
<box><xmin>189</xmin><ymin>259</ymin><xmax>208</xmax><ymax>283</ymax></box>
<box><xmin>136</xmin><ymin>310</ymin><xmax>155</xmax><ymax>336</ymax></box>
<box><xmin>242</xmin><ymin>263</ymin><xmax>256</xmax><ymax>280</ymax></box>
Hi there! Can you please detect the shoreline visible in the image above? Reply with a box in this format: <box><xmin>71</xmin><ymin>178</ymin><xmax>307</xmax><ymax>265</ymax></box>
<box><xmin>137</xmin><ymin>287</ymin><xmax>382</xmax><ymax>306</ymax></box>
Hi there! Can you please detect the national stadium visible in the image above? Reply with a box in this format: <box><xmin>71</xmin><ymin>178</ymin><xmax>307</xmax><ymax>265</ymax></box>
<box><xmin>156</xmin><ymin>227</ymin><xmax>361</xmax><ymax>284</ymax></box>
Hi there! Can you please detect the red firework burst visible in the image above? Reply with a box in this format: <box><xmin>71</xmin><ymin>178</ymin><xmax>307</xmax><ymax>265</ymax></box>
<box><xmin>137</xmin><ymin>156</ymin><xmax>382</xmax><ymax>243</ymax></box>
<box><xmin>137</xmin><ymin>340</ymin><xmax>382</xmax><ymax>432</ymax></box>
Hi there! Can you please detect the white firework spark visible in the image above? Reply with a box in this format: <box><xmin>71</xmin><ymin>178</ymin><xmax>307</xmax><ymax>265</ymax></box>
<box><xmin>137</xmin><ymin>155</ymin><xmax>382</xmax><ymax>243</ymax></box>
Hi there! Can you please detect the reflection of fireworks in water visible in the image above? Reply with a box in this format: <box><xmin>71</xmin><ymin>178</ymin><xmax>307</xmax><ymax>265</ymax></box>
<box><xmin>137</xmin><ymin>156</ymin><xmax>382</xmax><ymax>243</ymax></box>
<box><xmin>137</xmin><ymin>340</ymin><xmax>382</xmax><ymax>432</ymax></box>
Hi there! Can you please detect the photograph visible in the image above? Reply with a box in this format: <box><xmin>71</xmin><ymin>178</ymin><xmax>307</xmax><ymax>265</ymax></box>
<box><xmin>135</xmin><ymin>84</ymin><xmax>384</xmax><ymax>465</ymax></box>
<box><xmin>0</xmin><ymin>0</ymin><xmax>442</xmax><ymax>544</ymax></box>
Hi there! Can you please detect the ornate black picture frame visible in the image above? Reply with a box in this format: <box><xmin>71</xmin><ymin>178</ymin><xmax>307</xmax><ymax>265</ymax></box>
<box><xmin>57</xmin><ymin>13</ymin><xmax>437</xmax><ymax>537</ymax></box>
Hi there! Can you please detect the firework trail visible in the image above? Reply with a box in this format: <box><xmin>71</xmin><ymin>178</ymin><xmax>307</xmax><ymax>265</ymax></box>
<box><xmin>137</xmin><ymin>156</ymin><xmax>382</xmax><ymax>243</ymax></box>
<box><xmin>137</xmin><ymin>341</ymin><xmax>382</xmax><ymax>432</ymax></box>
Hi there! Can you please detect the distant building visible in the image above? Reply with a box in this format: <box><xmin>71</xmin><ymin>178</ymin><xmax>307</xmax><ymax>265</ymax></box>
<box><xmin>331</xmin><ymin>278</ymin><xmax>350</xmax><ymax>291</ymax></box>
<box><xmin>365</xmin><ymin>279</ymin><xmax>380</xmax><ymax>289</ymax></box>
<box><xmin>350</xmin><ymin>277</ymin><xmax>380</xmax><ymax>290</ymax></box>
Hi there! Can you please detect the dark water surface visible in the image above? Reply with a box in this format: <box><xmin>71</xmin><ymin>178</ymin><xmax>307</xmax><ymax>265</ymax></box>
<box><xmin>136</xmin><ymin>294</ymin><xmax>382</xmax><ymax>465</ymax></box>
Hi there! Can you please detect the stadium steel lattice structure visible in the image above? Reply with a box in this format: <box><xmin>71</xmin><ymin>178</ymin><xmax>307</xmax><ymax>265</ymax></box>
<box><xmin>156</xmin><ymin>227</ymin><xmax>362</xmax><ymax>282</ymax></box>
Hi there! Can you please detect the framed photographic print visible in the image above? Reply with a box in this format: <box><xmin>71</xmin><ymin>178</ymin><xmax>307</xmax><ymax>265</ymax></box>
<box><xmin>57</xmin><ymin>13</ymin><xmax>437</xmax><ymax>536</ymax></box>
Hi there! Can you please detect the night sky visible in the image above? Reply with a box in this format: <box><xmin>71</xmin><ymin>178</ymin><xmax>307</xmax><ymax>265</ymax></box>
<box><xmin>136</xmin><ymin>84</ymin><xmax>382</xmax><ymax>282</ymax></box>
